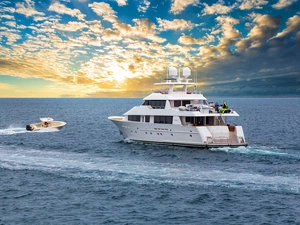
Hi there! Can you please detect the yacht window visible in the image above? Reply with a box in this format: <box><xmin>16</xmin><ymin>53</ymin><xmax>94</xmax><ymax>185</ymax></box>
<box><xmin>206</xmin><ymin>117</ymin><xmax>214</xmax><ymax>125</ymax></box>
<box><xmin>174</xmin><ymin>100</ymin><xmax>181</xmax><ymax>107</ymax></box>
<box><xmin>186</xmin><ymin>117</ymin><xmax>193</xmax><ymax>123</ymax></box>
<box><xmin>128</xmin><ymin>115</ymin><xmax>141</xmax><ymax>122</ymax></box>
<box><xmin>153</xmin><ymin>100</ymin><xmax>166</xmax><ymax>109</ymax></box>
<box><xmin>142</xmin><ymin>100</ymin><xmax>165</xmax><ymax>109</ymax></box>
<box><xmin>195</xmin><ymin>117</ymin><xmax>204</xmax><ymax>125</ymax></box>
<box><xmin>145</xmin><ymin>115</ymin><xmax>150</xmax><ymax>123</ymax></box>
<box><xmin>182</xmin><ymin>100</ymin><xmax>191</xmax><ymax>106</ymax></box>
<box><xmin>186</xmin><ymin>117</ymin><xmax>204</xmax><ymax>125</ymax></box>
<box><xmin>154</xmin><ymin>116</ymin><xmax>173</xmax><ymax>124</ymax></box>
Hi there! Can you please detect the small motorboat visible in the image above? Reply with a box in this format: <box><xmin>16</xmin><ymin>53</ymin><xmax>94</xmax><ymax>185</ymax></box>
<box><xmin>26</xmin><ymin>117</ymin><xmax>66</xmax><ymax>131</ymax></box>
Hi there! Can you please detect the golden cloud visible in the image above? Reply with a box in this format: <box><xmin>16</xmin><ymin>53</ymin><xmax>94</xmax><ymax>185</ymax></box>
<box><xmin>203</xmin><ymin>3</ymin><xmax>234</xmax><ymax>15</ymax></box>
<box><xmin>178</xmin><ymin>35</ymin><xmax>214</xmax><ymax>45</ymax></box>
<box><xmin>48</xmin><ymin>2</ymin><xmax>85</xmax><ymax>20</ymax></box>
<box><xmin>0</xmin><ymin>82</ymin><xmax>13</xmax><ymax>90</ymax></box>
<box><xmin>157</xmin><ymin>18</ymin><xmax>194</xmax><ymax>31</ymax></box>
<box><xmin>170</xmin><ymin>0</ymin><xmax>199</xmax><ymax>15</ymax></box>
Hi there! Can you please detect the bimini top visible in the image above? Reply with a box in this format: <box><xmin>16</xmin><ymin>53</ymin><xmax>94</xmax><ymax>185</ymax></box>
<box><xmin>40</xmin><ymin>117</ymin><xmax>54</xmax><ymax>122</ymax></box>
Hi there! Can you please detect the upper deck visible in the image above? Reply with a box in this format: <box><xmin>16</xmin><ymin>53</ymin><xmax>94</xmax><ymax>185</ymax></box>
<box><xmin>145</xmin><ymin>67</ymin><xmax>205</xmax><ymax>100</ymax></box>
<box><xmin>125</xmin><ymin>66</ymin><xmax>238</xmax><ymax>117</ymax></box>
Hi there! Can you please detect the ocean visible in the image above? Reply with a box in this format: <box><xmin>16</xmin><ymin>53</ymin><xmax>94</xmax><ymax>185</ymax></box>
<box><xmin>0</xmin><ymin>98</ymin><xmax>299</xmax><ymax>224</ymax></box>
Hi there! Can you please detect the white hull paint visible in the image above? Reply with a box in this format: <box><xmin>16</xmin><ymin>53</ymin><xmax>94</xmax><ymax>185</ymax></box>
<box><xmin>28</xmin><ymin>123</ymin><xmax>66</xmax><ymax>132</ymax></box>
<box><xmin>109</xmin><ymin>117</ymin><xmax>247</xmax><ymax>148</ymax></box>
<box><xmin>26</xmin><ymin>118</ymin><xmax>66</xmax><ymax>132</ymax></box>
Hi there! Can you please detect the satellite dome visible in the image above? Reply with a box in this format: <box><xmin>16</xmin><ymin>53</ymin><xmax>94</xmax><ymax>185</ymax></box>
<box><xmin>182</xmin><ymin>67</ymin><xmax>191</xmax><ymax>78</ymax></box>
<box><xmin>169</xmin><ymin>67</ymin><xmax>178</xmax><ymax>77</ymax></box>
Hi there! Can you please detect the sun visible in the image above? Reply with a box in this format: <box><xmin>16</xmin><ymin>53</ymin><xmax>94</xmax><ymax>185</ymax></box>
<box><xmin>111</xmin><ymin>63</ymin><xmax>135</xmax><ymax>83</ymax></box>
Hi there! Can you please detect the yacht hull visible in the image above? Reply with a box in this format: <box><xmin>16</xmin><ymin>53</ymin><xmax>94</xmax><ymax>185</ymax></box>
<box><xmin>109</xmin><ymin>117</ymin><xmax>247</xmax><ymax>148</ymax></box>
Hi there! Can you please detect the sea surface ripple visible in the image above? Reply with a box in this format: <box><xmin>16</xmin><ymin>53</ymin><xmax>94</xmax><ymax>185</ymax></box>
<box><xmin>0</xmin><ymin>98</ymin><xmax>299</xmax><ymax>224</ymax></box>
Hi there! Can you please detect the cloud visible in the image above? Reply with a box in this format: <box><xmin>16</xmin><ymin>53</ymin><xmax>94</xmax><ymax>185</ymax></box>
<box><xmin>116</xmin><ymin>0</ymin><xmax>127</xmax><ymax>6</ymax></box>
<box><xmin>138</xmin><ymin>0</ymin><xmax>150</xmax><ymax>13</ymax></box>
<box><xmin>274</xmin><ymin>15</ymin><xmax>300</xmax><ymax>39</ymax></box>
<box><xmin>202</xmin><ymin>2</ymin><xmax>234</xmax><ymax>15</ymax></box>
<box><xmin>88</xmin><ymin>2</ymin><xmax>117</xmax><ymax>23</ymax></box>
<box><xmin>239</xmin><ymin>0</ymin><xmax>268</xmax><ymax>10</ymax></box>
<box><xmin>272</xmin><ymin>0</ymin><xmax>297</xmax><ymax>9</ymax></box>
<box><xmin>113</xmin><ymin>18</ymin><xmax>166</xmax><ymax>43</ymax></box>
<box><xmin>0</xmin><ymin>82</ymin><xmax>13</xmax><ymax>89</ymax></box>
<box><xmin>178</xmin><ymin>35</ymin><xmax>214</xmax><ymax>45</ymax></box>
<box><xmin>0</xmin><ymin>30</ymin><xmax>22</xmax><ymax>45</ymax></box>
<box><xmin>1</xmin><ymin>0</ymin><xmax>299</xmax><ymax>97</ymax></box>
<box><xmin>87</xmin><ymin>72</ymin><xmax>163</xmax><ymax>97</ymax></box>
<box><xmin>15</xmin><ymin>0</ymin><xmax>45</xmax><ymax>17</ymax></box>
<box><xmin>193</xmin><ymin>48</ymin><xmax>300</xmax><ymax>97</ymax></box>
<box><xmin>3</xmin><ymin>21</ymin><xmax>16</xmax><ymax>28</ymax></box>
<box><xmin>236</xmin><ymin>14</ymin><xmax>281</xmax><ymax>51</ymax></box>
<box><xmin>101</xmin><ymin>29</ymin><xmax>122</xmax><ymax>41</ymax></box>
<box><xmin>259</xmin><ymin>68</ymin><xmax>275</xmax><ymax>73</ymax></box>
<box><xmin>48</xmin><ymin>2</ymin><xmax>85</xmax><ymax>20</ymax></box>
<box><xmin>215</xmin><ymin>16</ymin><xmax>241</xmax><ymax>39</ymax></box>
<box><xmin>0</xmin><ymin>57</ymin><xmax>61</xmax><ymax>82</ymax></box>
<box><xmin>0</xmin><ymin>6</ymin><xmax>15</xmax><ymax>14</ymax></box>
<box><xmin>54</xmin><ymin>21</ymin><xmax>88</xmax><ymax>32</ymax></box>
<box><xmin>248</xmin><ymin>14</ymin><xmax>281</xmax><ymax>39</ymax></box>
<box><xmin>156</xmin><ymin>18</ymin><xmax>193</xmax><ymax>31</ymax></box>
<box><xmin>170</xmin><ymin>0</ymin><xmax>199</xmax><ymax>15</ymax></box>
<box><xmin>0</xmin><ymin>14</ymin><xmax>14</xmax><ymax>20</ymax></box>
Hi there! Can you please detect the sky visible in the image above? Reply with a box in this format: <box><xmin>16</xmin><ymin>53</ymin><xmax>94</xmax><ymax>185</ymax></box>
<box><xmin>0</xmin><ymin>0</ymin><xmax>300</xmax><ymax>98</ymax></box>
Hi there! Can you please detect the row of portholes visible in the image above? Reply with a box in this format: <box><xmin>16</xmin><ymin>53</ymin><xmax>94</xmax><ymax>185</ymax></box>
<box><xmin>130</xmin><ymin>131</ymin><xmax>194</xmax><ymax>138</ymax></box>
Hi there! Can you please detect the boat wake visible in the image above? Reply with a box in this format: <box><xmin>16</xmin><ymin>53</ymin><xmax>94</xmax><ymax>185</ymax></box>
<box><xmin>0</xmin><ymin>126</ymin><xmax>29</xmax><ymax>135</ymax></box>
<box><xmin>210</xmin><ymin>146</ymin><xmax>299</xmax><ymax>159</ymax></box>
<box><xmin>0</xmin><ymin>126</ymin><xmax>59</xmax><ymax>135</ymax></box>
<box><xmin>35</xmin><ymin>128</ymin><xmax>60</xmax><ymax>133</ymax></box>
<box><xmin>0</xmin><ymin>145</ymin><xmax>299</xmax><ymax>194</ymax></box>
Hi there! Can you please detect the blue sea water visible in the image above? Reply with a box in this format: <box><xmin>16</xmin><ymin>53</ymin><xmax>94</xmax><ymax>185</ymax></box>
<box><xmin>0</xmin><ymin>98</ymin><xmax>300</xmax><ymax>224</ymax></box>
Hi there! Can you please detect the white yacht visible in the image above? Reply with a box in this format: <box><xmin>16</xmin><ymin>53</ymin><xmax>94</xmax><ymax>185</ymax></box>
<box><xmin>108</xmin><ymin>67</ymin><xmax>247</xmax><ymax>148</ymax></box>
<box><xmin>26</xmin><ymin>117</ymin><xmax>66</xmax><ymax>132</ymax></box>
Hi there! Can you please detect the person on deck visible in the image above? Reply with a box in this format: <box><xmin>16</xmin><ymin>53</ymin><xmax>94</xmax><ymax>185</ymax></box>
<box><xmin>221</xmin><ymin>101</ymin><xmax>228</xmax><ymax>114</ymax></box>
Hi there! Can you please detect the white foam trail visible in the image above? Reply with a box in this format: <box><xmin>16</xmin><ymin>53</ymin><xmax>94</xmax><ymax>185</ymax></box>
<box><xmin>35</xmin><ymin>128</ymin><xmax>59</xmax><ymax>133</ymax></box>
<box><xmin>0</xmin><ymin>126</ymin><xmax>29</xmax><ymax>135</ymax></box>
<box><xmin>0</xmin><ymin>126</ymin><xmax>59</xmax><ymax>135</ymax></box>
<box><xmin>0</xmin><ymin>146</ymin><xmax>299</xmax><ymax>193</ymax></box>
<box><xmin>210</xmin><ymin>146</ymin><xmax>299</xmax><ymax>159</ymax></box>
<box><xmin>124</xmin><ymin>138</ymin><xmax>134</xmax><ymax>143</ymax></box>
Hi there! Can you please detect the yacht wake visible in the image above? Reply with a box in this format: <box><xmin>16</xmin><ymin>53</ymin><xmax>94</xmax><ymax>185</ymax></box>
<box><xmin>0</xmin><ymin>145</ymin><xmax>299</xmax><ymax>194</ymax></box>
<box><xmin>210</xmin><ymin>146</ymin><xmax>299</xmax><ymax>159</ymax></box>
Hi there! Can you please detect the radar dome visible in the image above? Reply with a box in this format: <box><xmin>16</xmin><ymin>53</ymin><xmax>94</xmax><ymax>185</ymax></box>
<box><xmin>169</xmin><ymin>67</ymin><xmax>178</xmax><ymax>77</ymax></box>
<box><xmin>182</xmin><ymin>67</ymin><xmax>191</xmax><ymax>78</ymax></box>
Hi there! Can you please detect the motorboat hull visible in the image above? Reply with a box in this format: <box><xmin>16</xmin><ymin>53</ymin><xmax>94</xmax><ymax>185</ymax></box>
<box><xmin>26</xmin><ymin>121</ymin><xmax>66</xmax><ymax>132</ymax></box>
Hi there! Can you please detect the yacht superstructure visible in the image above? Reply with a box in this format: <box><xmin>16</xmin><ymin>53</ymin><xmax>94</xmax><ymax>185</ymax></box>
<box><xmin>108</xmin><ymin>67</ymin><xmax>247</xmax><ymax>148</ymax></box>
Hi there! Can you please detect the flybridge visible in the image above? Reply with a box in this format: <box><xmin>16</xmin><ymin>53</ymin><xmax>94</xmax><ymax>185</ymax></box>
<box><xmin>154</xmin><ymin>66</ymin><xmax>195</xmax><ymax>94</ymax></box>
